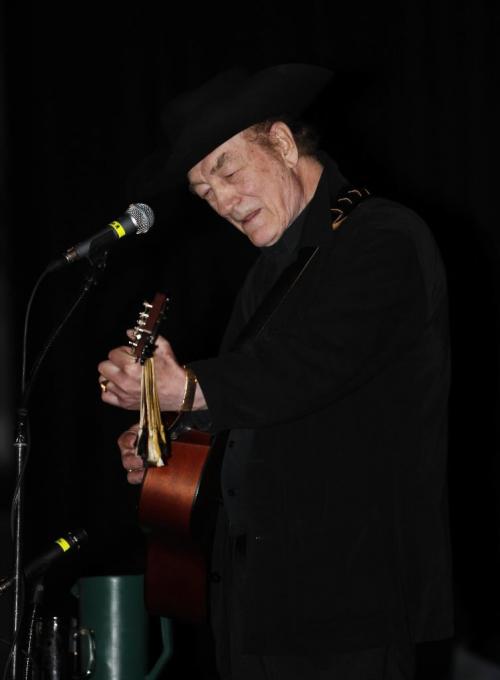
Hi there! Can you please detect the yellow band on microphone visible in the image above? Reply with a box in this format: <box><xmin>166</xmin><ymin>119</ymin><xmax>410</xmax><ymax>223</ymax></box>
<box><xmin>56</xmin><ymin>538</ymin><xmax>71</xmax><ymax>552</ymax></box>
<box><xmin>109</xmin><ymin>221</ymin><xmax>126</xmax><ymax>238</ymax></box>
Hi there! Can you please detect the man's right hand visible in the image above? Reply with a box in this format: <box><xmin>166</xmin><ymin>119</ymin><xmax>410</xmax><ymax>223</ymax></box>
<box><xmin>117</xmin><ymin>424</ymin><xmax>145</xmax><ymax>485</ymax></box>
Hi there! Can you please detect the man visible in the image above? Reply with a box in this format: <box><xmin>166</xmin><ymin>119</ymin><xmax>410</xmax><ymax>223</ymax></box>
<box><xmin>97</xmin><ymin>64</ymin><xmax>453</xmax><ymax>679</ymax></box>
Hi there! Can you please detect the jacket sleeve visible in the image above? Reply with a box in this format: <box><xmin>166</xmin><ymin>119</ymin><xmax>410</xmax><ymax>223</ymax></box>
<box><xmin>189</xmin><ymin>225</ymin><xmax>427</xmax><ymax>431</ymax></box>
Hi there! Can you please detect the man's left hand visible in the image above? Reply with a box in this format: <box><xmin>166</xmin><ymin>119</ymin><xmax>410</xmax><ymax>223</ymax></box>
<box><xmin>97</xmin><ymin>335</ymin><xmax>187</xmax><ymax>411</ymax></box>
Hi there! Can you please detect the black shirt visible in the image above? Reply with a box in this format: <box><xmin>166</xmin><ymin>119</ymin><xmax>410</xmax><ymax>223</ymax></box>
<box><xmin>221</xmin><ymin>201</ymin><xmax>313</xmax><ymax>536</ymax></box>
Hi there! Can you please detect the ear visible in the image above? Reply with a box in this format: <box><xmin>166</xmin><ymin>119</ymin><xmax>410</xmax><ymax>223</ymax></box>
<box><xmin>270</xmin><ymin>122</ymin><xmax>299</xmax><ymax>168</ymax></box>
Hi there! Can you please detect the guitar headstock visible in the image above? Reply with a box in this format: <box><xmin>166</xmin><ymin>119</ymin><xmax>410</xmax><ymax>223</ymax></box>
<box><xmin>129</xmin><ymin>292</ymin><xmax>169</xmax><ymax>364</ymax></box>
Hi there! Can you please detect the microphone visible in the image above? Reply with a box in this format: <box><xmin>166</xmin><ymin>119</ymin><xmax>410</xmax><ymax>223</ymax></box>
<box><xmin>49</xmin><ymin>203</ymin><xmax>154</xmax><ymax>270</ymax></box>
<box><xmin>0</xmin><ymin>529</ymin><xmax>88</xmax><ymax>595</ymax></box>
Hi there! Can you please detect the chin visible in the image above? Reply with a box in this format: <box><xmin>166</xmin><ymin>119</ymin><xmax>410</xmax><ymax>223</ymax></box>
<box><xmin>247</xmin><ymin>226</ymin><xmax>280</xmax><ymax>248</ymax></box>
<box><xmin>249</xmin><ymin>233</ymin><xmax>275</xmax><ymax>247</ymax></box>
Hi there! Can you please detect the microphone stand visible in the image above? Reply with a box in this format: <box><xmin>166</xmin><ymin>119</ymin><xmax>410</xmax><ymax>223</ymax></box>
<box><xmin>9</xmin><ymin>409</ymin><xmax>28</xmax><ymax>680</ymax></box>
<box><xmin>23</xmin><ymin>578</ymin><xmax>44</xmax><ymax>680</ymax></box>
<box><xmin>5</xmin><ymin>253</ymin><xmax>107</xmax><ymax>680</ymax></box>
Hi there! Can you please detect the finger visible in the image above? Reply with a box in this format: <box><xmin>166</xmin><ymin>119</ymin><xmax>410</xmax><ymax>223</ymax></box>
<box><xmin>97</xmin><ymin>359</ymin><xmax>124</xmax><ymax>381</ymax></box>
<box><xmin>118</xmin><ymin>435</ymin><xmax>138</xmax><ymax>455</ymax></box>
<box><xmin>121</xmin><ymin>452</ymin><xmax>144</xmax><ymax>471</ymax></box>
<box><xmin>98</xmin><ymin>377</ymin><xmax>124</xmax><ymax>398</ymax></box>
<box><xmin>97</xmin><ymin>349</ymin><xmax>136</xmax><ymax>384</ymax></box>
<box><xmin>126</xmin><ymin>469</ymin><xmax>145</xmax><ymax>485</ymax></box>
<box><xmin>100</xmin><ymin>389</ymin><xmax>123</xmax><ymax>408</ymax></box>
<box><xmin>99</xmin><ymin>371</ymin><xmax>141</xmax><ymax>408</ymax></box>
<box><xmin>118</xmin><ymin>426</ymin><xmax>140</xmax><ymax>451</ymax></box>
<box><xmin>107</xmin><ymin>346</ymin><xmax>136</xmax><ymax>367</ymax></box>
<box><xmin>98</xmin><ymin>376</ymin><xmax>109</xmax><ymax>394</ymax></box>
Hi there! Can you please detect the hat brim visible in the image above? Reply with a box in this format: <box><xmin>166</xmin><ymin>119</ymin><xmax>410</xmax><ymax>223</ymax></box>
<box><xmin>132</xmin><ymin>63</ymin><xmax>333</xmax><ymax>198</ymax></box>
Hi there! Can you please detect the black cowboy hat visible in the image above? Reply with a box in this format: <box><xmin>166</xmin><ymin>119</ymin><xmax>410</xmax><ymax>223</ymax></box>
<box><xmin>132</xmin><ymin>63</ymin><xmax>334</xmax><ymax>197</ymax></box>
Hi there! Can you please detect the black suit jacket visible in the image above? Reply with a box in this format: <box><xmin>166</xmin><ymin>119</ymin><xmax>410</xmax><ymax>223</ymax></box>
<box><xmin>190</xmin><ymin>155</ymin><xmax>453</xmax><ymax>653</ymax></box>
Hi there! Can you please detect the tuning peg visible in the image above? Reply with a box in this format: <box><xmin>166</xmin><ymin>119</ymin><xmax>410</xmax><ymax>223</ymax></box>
<box><xmin>134</xmin><ymin>326</ymin><xmax>152</xmax><ymax>336</ymax></box>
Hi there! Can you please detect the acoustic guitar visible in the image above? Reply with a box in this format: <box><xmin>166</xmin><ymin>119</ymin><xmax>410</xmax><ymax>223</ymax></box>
<box><xmin>130</xmin><ymin>294</ymin><xmax>224</xmax><ymax>623</ymax></box>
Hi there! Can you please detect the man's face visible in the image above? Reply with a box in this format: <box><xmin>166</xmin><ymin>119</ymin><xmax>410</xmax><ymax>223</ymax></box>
<box><xmin>187</xmin><ymin>127</ymin><xmax>305</xmax><ymax>247</ymax></box>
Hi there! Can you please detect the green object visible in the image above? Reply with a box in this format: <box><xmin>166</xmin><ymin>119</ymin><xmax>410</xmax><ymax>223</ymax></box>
<box><xmin>75</xmin><ymin>575</ymin><xmax>172</xmax><ymax>679</ymax></box>
<box><xmin>146</xmin><ymin>617</ymin><xmax>173</xmax><ymax>680</ymax></box>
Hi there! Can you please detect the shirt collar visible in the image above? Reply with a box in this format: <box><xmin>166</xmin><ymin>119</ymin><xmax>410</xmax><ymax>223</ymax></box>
<box><xmin>259</xmin><ymin>199</ymin><xmax>312</xmax><ymax>259</ymax></box>
<box><xmin>259</xmin><ymin>152</ymin><xmax>350</xmax><ymax>256</ymax></box>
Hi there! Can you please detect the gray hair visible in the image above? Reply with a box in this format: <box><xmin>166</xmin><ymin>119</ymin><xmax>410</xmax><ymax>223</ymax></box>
<box><xmin>245</xmin><ymin>115</ymin><xmax>319</xmax><ymax>157</ymax></box>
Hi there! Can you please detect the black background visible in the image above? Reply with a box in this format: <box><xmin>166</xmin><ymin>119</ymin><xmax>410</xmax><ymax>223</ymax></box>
<box><xmin>1</xmin><ymin>1</ymin><xmax>499</xmax><ymax>677</ymax></box>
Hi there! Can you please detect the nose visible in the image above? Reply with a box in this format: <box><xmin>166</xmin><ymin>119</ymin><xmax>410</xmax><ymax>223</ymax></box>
<box><xmin>214</xmin><ymin>185</ymin><xmax>239</xmax><ymax>218</ymax></box>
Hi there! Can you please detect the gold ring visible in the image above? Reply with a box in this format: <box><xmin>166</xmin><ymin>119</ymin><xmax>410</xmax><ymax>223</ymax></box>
<box><xmin>100</xmin><ymin>379</ymin><xmax>109</xmax><ymax>393</ymax></box>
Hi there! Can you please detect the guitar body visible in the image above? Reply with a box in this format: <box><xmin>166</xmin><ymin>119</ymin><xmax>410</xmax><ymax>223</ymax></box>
<box><xmin>138</xmin><ymin>428</ymin><xmax>225</xmax><ymax>622</ymax></box>
<box><xmin>143</xmin><ymin>532</ymin><xmax>206</xmax><ymax>622</ymax></box>
<box><xmin>128</xmin><ymin>293</ymin><xmax>225</xmax><ymax>622</ymax></box>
